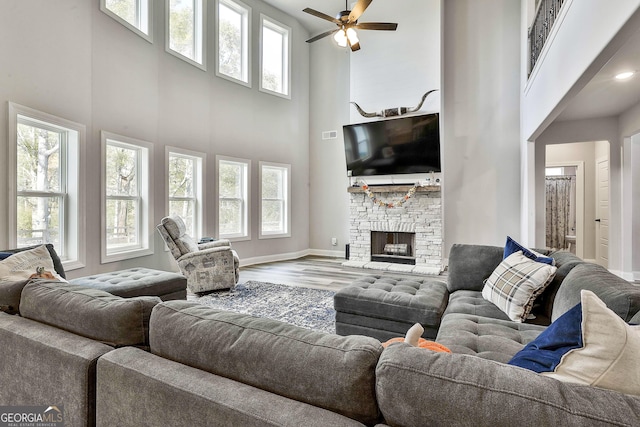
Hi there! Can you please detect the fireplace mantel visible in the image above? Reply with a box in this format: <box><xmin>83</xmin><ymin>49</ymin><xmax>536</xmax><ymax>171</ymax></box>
<box><xmin>347</xmin><ymin>185</ymin><xmax>441</xmax><ymax>193</ymax></box>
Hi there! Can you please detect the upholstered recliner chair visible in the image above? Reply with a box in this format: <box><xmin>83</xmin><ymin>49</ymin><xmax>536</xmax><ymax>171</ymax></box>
<box><xmin>156</xmin><ymin>215</ymin><xmax>239</xmax><ymax>293</ymax></box>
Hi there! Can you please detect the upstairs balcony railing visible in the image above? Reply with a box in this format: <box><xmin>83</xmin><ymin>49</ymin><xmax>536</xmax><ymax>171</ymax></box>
<box><xmin>528</xmin><ymin>0</ymin><xmax>566</xmax><ymax>76</ymax></box>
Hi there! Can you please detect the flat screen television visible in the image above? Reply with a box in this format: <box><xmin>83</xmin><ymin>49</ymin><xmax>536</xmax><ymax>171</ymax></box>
<box><xmin>343</xmin><ymin>113</ymin><xmax>440</xmax><ymax>177</ymax></box>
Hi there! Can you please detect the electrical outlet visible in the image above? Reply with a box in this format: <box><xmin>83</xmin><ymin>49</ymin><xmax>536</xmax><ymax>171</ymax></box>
<box><xmin>331</xmin><ymin>237</ymin><xmax>338</xmax><ymax>246</ymax></box>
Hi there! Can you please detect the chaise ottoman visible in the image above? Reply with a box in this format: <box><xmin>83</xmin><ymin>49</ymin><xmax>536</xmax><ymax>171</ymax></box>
<box><xmin>69</xmin><ymin>268</ymin><xmax>187</xmax><ymax>301</ymax></box>
<box><xmin>334</xmin><ymin>275</ymin><xmax>449</xmax><ymax>342</ymax></box>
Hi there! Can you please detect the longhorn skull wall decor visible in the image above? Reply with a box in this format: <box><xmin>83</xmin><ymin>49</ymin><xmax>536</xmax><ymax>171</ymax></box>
<box><xmin>350</xmin><ymin>89</ymin><xmax>438</xmax><ymax>118</ymax></box>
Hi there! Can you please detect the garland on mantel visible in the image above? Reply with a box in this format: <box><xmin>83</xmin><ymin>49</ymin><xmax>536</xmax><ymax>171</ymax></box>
<box><xmin>359</xmin><ymin>180</ymin><xmax>420</xmax><ymax>208</ymax></box>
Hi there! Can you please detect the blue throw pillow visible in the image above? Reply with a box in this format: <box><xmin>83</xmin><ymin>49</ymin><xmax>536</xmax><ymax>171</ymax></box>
<box><xmin>507</xmin><ymin>302</ymin><xmax>582</xmax><ymax>373</ymax></box>
<box><xmin>0</xmin><ymin>252</ymin><xmax>13</xmax><ymax>260</ymax></box>
<box><xmin>504</xmin><ymin>236</ymin><xmax>554</xmax><ymax>265</ymax></box>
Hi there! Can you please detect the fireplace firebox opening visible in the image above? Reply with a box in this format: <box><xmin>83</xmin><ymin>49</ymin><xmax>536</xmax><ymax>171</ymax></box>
<box><xmin>370</xmin><ymin>231</ymin><xmax>416</xmax><ymax>265</ymax></box>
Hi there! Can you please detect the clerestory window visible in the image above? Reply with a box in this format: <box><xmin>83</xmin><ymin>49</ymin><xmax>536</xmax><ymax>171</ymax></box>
<box><xmin>166</xmin><ymin>0</ymin><xmax>206</xmax><ymax>69</ymax></box>
<box><xmin>101</xmin><ymin>0</ymin><xmax>153</xmax><ymax>42</ymax></box>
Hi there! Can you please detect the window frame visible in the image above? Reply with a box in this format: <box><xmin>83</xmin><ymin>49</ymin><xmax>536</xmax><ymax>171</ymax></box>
<box><xmin>259</xmin><ymin>161</ymin><xmax>291</xmax><ymax>239</ymax></box>
<box><xmin>215</xmin><ymin>0</ymin><xmax>251</xmax><ymax>87</ymax></box>
<box><xmin>165</xmin><ymin>0</ymin><xmax>207</xmax><ymax>70</ymax></box>
<box><xmin>100</xmin><ymin>0</ymin><xmax>153</xmax><ymax>43</ymax></box>
<box><xmin>166</xmin><ymin>147</ymin><xmax>205</xmax><ymax>240</ymax></box>
<box><xmin>259</xmin><ymin>14</ymin><xmax>291</xmax><ymax>99</ymax></box>
<box><xmin>216</xmin><ymin>155</ymin><xmax>251</xmax><ymax>241</ymax></box>
<box><xmin>8</xmin><ymin>102</ymin><xmax>86</xmax><ymax>271</ymax></box>
<box><xmin>101</xmin><ymin>131</ymin><xmax>154</xmax><ymax>263</ymax></box>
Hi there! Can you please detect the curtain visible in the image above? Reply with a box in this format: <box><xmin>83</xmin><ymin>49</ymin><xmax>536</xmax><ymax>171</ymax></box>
<box><xmin>545</xmin><ymin>176</ymin><xmax>573</xmax><ymax>250</ymax></box>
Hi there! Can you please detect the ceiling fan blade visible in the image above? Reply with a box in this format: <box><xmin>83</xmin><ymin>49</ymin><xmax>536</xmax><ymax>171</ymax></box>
<box><xmin>355</xmin><ymin>22</ymin><xmax>398</xmax><ymax>31</ymax></box>
<box><xmin>348</xmin><ymin>0</ymin><xmax>372</xmax><ymax>23</ymax></box>
<box><xmin>306</xmin><ymin>29</ymin><xmax>338</xmax><ymax>43</ymax></box>
<box><xmin>303</xmin><ymin>8</ymin><xmax>341</xmax><ymax>25</ymax></box>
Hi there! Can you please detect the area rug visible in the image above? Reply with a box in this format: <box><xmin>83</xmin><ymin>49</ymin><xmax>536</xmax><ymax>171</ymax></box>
<box><xmin>188</xmin><ymin>281</ymin><xmax>336</xmax><ymax>334</ymax></box>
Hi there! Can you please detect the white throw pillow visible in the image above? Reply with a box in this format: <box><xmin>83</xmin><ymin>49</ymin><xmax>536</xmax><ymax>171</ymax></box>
<box><xmin>0</xmin><ymin>245</ymin><xmax>58</xmax><ymax>283</ymax></box>
<box><xmin>482</xmin><ymin>251</ymin><xmax>557</xmax><ymax>322</ymax></box>
<box><xmin>543</xmin><ymin>290</ymin><xmax>640</xmax><ymax>395</ymax></box>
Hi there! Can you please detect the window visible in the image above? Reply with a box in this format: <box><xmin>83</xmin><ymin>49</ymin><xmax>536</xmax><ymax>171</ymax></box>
<box><xmin>8</xmin><ymin>103</ymin><xmax>85</xmax><ymax>270</ymax></box>
<box><xmin>167</xmin><ymin>148</ymin><xmax>204</xmax><ymax>238</ymax></box>
<box><xmin>259</xmin><ymin>161</ymin><xmax>290</xmax><ymax>238</ymax></box>
<box><xmin>216</xmin><ymin>0</ymin><xmax>251</xmax><ymax>86</ymax></box>
<box><xmin>166</xmin><ymin>0</ymin><xmax>206</xmax><ymax>69</ymax></box>
<box><xmin>217</xmin><ymin>156</ymin><xmax>250</xmax><ymax>240</ymax></box>
<box><xmin>260</xmin><ymin>15</ymin><xmax>291</xmax><ymax>98</ymax></box>
<box><xmin>100</xmin><ymin>0</ymin><xmax>152</xmax><ymax>42</ymax></box>
<box><xmin>101</xmin><ymin>132</ymin><xmax>154</xmax><ymax>262</ymax></box>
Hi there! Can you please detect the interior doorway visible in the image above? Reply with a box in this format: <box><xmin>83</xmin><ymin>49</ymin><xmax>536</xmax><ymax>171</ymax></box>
<box><xmin>545</xmin><ymin>141</ymin><xmax>609</xmax><ymax>262</ymax></box>
<box><xmin>595</xmin><ymin>157</ymin><xmax>610</xmax><ymax>268</ymax></box>
<box><xmin>545</xmin><ymin>162</ymin><xmax>584</xmax><ymax>257</ymax></box>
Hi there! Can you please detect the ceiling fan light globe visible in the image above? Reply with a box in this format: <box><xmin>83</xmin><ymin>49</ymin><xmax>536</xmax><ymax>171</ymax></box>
<box><xmin>346</xmin><ymin>27</ymin><xmax>359</xmax><ymax>44</ymax></box>
<box><xmin>334</xmin><ymin>29</ymin><xmax>348</xmax><ymax>47</ymax></box>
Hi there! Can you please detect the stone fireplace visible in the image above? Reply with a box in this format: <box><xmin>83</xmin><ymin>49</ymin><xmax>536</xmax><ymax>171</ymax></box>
<box><xmin>344</xmin><ymin>185</ymin><xmax>442</xmax><ymax>274</ymax></box>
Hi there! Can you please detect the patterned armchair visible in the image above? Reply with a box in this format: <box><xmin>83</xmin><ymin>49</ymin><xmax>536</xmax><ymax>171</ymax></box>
<box><xmin>156</xmin><ymin>215</ymin><xmax>239</xmax><ymax>293</ymax></box>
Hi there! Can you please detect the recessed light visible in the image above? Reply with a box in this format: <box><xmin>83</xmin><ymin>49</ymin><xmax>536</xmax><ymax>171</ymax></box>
<box><xmin>615</xmin><ymin>71</ymin><xmax>635</xmax><ymax>80</ymax></box>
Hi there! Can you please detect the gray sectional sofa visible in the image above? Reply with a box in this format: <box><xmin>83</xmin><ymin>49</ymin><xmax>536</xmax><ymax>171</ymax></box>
<box><xmin>2</xmin><ymin>243</ymin><xmax>640</xmax><ymax>426</ymax></box>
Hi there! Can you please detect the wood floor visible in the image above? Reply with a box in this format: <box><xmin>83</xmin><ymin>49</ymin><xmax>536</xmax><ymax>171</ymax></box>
<box><xmin>238</xmin><ymin>256</ymin><xmax>445</xmax><ymax>292</ymax></box>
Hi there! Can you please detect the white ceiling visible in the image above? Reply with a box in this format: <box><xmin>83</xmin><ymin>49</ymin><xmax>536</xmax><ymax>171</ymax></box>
<box><xmin>263</xmin><ymin>0</ymin><xmax>640</xmax><ymax>124</ymax></box>
<box><xmin>262</xmin><ymin>0</ymin><xmax>393</xmax><ymax>35</ymax></box>
<box><xmin>555</xmin><ymin>25</ymin><xmax>640</xmax><ymax>122</ymax></box>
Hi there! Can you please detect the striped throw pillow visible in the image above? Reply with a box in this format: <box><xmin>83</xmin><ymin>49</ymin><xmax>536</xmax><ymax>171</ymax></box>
<box><xmin>482</xmin><ymin>251</ymin><xmax>557</xmax><ymax>322</ymax></box>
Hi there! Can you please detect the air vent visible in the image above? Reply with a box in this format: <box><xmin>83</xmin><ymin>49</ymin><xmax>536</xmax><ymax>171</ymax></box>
<box><xmin>322</xmin><ymin>130</ymin><xmax>338</xmax><ymax>140</ymax></box>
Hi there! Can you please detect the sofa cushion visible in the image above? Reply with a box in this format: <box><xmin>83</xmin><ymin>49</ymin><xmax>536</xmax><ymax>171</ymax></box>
<box><xmin>376</xmin><ymin>343</ymin><xmax>640</xmax><ymax>427</ymax></box>
<box><xmin>543</xmin><ymin>290</ymin><xmax>640</xmax><ymax>395</ymax></box>
<box><xmin>0</xmin><ymin>245</ymin><xmax>64</xmax><ymax>315</ymax></box>
<box><xmin>0</xmin><ymin>244</ymin><xmax>59</xmax><ymax>282</ymax></box>
<box><xmin>20</xmin><ymin>281</ymin><xmax>161</xmax><ymax>347</ymax></box>
<box><xmin>504</xmin><ymin>236</ymin><xmax>554</xmax><ymax>265</ymax></box>
<box><xmin>150</xmin><ymin>301</ymin><xmax>383</xmax><ymax>425</ymax></box>
<box><xmin>334</xmin><ymin>276</ymin><xmax>449</xmax><ymax>327</ymax></box>
<box><xmin>97</xmin><ymin>347</ymin><xmax>366</xmax><ymax>427</ymax></box>
<box><xmin>0</xmin><ymin>243</ymin><xmax>66</xmax><ymax>278</ymax></box>
<box><xmin>551</xmin><ymin>263</ymin><xmax>640</xmax><ymax>322</ymax></box>
<box><xmin>447</xmin><ymin>244</ymin><xmax>504</xmax><ymax>292</ymax></box>
<box><xmin>508</xmin><ymin>301</ymin><xmax>583</xmax><ymax>373</ymax></box>
<box><xmin>435</xmin><ymin>312</ymin><xmax>545</xmax><ymax>362</ymax></box>
<box><xmin>482</xmin><ymin>251</ymin><xmax>557</xmax><ymax>322</ymax></box>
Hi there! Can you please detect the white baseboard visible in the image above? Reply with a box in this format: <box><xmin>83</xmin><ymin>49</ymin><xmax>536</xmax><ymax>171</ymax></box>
<box><xmin>239</xmin><ymin>249</ymin><xmax>311</xmax><ymax>267</ymax></box>
<box><xmin>308</xmin><ymin>248</ymin><xmax>345</xmax><ymax>258</ymax></box>
<box><xmin>239</xmin><ymin>248</ymin><xmax>345</xmax><ymax>267</ymax></box>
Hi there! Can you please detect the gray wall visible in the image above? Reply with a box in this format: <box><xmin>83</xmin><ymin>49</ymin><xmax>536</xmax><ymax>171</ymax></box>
<box><xmin>441</xmin><ymin>0</ymin><xmax>522</xmax><ymax>254</ymax></box>
<box><xmin>308</xmin><ymin>0</ymin><xmax>441</xmax><ymax>255</ymax></box>
<box><xmin>0</xmin><ymin>0</ymin><xmax>310</xmax><ymax>277</ymax></box>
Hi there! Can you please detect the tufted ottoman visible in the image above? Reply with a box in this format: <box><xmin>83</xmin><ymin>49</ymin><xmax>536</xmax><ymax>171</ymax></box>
<box><xmin>334</xmin><ymin>275</ymin><xmax>449</xmax><ymax>342</ymax></box>
<box><xmin>69</xmin><ymin>268</ymin><xmax>187</xmax><ymax>301</ymax></box>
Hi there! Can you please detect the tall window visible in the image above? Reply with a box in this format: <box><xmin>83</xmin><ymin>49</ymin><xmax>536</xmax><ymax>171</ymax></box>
<box><xmin>102</xmin><ymin>132</ymin><xmax>154</xmax><ymax>262</ymax></box>
<box><xmin>216</xmin><ymin>0</ymin><xmax>250</xmax><ymax>86</ymax></box>
<box><xmin>260</xmin><ymin>15</ymin><xmax>291</xmax><ymax>98</ymax></box>
<box><xmin>100</xmin><ymin>0</ymin><xmax>152</xmax><ymax>42</ymax></box>
<box><xmin>259</xmin><ymin>161</ymin><xmax>290</xmax><ymax>238</ymax></box>
<box><xmin>9</xmin><ymin>103</ymin><xmax>85</xmax><ymax>270</ymax></box>
<box><xmin>167</xmin><ymin>148</ymin><xmax>204</xmax><ymax>238</ymax></box>
<box><xmin>166</xmin><ymin>0</ymin><xmax>205</xmax><ymax>69</ymax></box>
<box><xmin>218</xmin><ymin>156</ymin><xmax>250</xmax><ymax>240</ymax></box>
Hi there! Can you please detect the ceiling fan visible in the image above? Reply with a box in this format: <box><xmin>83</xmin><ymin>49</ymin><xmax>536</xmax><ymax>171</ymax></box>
<box><xmin>303</xmin><ymin>0</ymin><xmax>398</xmax><ymax>52</ymax></box>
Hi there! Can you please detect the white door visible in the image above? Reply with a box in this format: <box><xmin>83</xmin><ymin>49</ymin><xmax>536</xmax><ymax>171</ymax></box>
<box><xmin>595</xmin><ymin>158</ymin><xmax>609</xmax><ymax>267</ymax></box>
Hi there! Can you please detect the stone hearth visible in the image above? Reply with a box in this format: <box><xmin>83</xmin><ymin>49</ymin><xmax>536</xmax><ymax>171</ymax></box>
<box><xmin>343</xmin><ymin>185</ymin><xmax>442</xmax><ymax>274</ymax></box>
